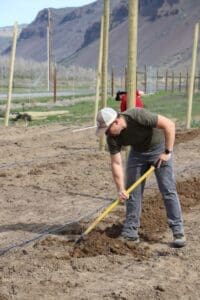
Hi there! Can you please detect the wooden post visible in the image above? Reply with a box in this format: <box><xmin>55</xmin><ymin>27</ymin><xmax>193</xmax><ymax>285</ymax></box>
<box><xmin>198</xmin><ymin>71</ymin><xmax>200</xmax><ymax>91</ymax></box>
<box><xmin>127</xmin><ymin>0</ymin><xmax>138</xmax><ymax>108</ymax></box>
<box><xmin>144</xmin><ymin>65</ymin><xmax>147</xmax><ymax>94</ymax></box>
<box><xmin>165</xmin><ymin>70</ymin><xmax>168</xmax><ymax>92</ymax></box>
<box><xmin>186</xmin><ymin>22</ymin><xmax>199</xmax><ymax>129</ymax></box>
<box><xmin>185</xmin><ymin>71</ymin><xmax>189</xmax><ymax>94</ymax></box>
<box><xmin>99</xmin><ymin>0</ymin><xmax>110</xmax><ymax>150</ymax></box>
<box><xmin>111</xmin><ymin>67</ymin><xmax>114</xmax><ymax>96</ymax></box>
<box><xmin>156</xmin><ymin>70</ymin><xmax>159</xmax><ymax>92</ymax></box>
<box><xmin>136</xmin><ymin>68</ymin><xmax>138</xmax><ymax>89</ymax></box>
<box><xmin>179</xmin><ymin>72</ymin><xmax>182</xmax><ymax>92</ymax></box>
<box><xmin>171</xmin><ymin>71</ymin><xmax>174</xmax><ymax>93</ymax></box>
<box><xmin>125</xmin><ymin>0</ymin><xmax>138</xmax><ymax>161</ymax></box>
<box><xmin>47</xmin><ymin>26</ymin><xmax>50</xmax><ymax>91</ymax></box>
<box><xmin>124</xmin><ymin>66</ymin><xmax>127</xmax><ymax>90</ymax></box>
<box><xmin>4</xmin><ymin>22</ymin><xmax>18</xmax><ymax>127</ymax></box>
<box><xmin>94</xmin><ymin>16</ymin><xmax>104</xmax><ymax>126</ymax></box>
<box><xmin>121</xmin><ymin>76</ymin><xmax>123</xmax><ymax>89</ymax></box>
<box><xmin>194</xmin><ymin>74</ymin><xmax>197</xmax><ymax>92</ymax></box>
<box><xmin>47</xmin><ymin>8</ymin><xmax>52</xmax><ymax>92</ymax></box>
<box><xmin>53</xmin><ymin>64</ymin><xmax>57</xmax><ymax>103</ymax></box>
<box><xmin>101</xmin><ymin>0</ymin><xmax>110</xmax><ymax>108</ymax></box>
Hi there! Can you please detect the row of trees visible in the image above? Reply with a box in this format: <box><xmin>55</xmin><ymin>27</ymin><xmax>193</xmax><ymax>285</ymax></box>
<box><xmin>0</xmin><ymin>55</ymin><xmax>96</xmax><ymax>90</ymax></box>
<box><xmin>2</xmin><ymin>53</ymin><xmax>200</xmax><ymax>96</ymax></box>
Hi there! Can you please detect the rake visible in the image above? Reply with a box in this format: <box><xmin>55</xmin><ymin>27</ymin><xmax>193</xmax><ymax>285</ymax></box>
<box><xmin>75</xmin><ymin>165</ymin><xmax>155</xmax><ymax>244</ymax></box>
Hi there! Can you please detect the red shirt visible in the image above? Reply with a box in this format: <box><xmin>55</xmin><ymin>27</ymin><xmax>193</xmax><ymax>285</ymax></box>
<box><xmin>120</xmin><ymin>90</ymin><xmax>144</xmax><ymax>112</ymax></box>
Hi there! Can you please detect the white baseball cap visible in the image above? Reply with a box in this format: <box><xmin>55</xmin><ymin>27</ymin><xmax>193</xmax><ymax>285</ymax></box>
<box><xmin>96</xmin><ymin>107</ymin><xmax>117</xmax><ymax>137</ymax></box>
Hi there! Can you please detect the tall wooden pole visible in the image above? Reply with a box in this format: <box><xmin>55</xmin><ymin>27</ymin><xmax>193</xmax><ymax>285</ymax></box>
<box><xmin>186</xmin><ymin>22</ymin><xmax>199</xmax><ymax>129</ymax></box>
<box><xmin>94</xmin><ymin>16</ymin><xmax>104</xmax><ymax>126</ymax></box>
<box><xmin>144</xmin><ymin>65</ymin><xmax>147</xmax><ymax>94</ymax></box>
<box><xmin>47</xmin><ymin>27</ymin><xmax>50</xmax><ymax>91</ymax></box>
<box><xmin>101</xmin><ymin>0</ymin><xmax>110</xmax><ymax>108</ymax></box>
<box><xmin>198</xmin><ymin>71</ymin><xmax>200</xmax><ymax>91</ymax></box>
<box><xmin>185</xmin><ymin>70</ymin><xmax>189</xmax><ymax>94</ymax></box>
<box><xmin>165</xmin><ymin>70</ymin><xmax>168</xmax><ymax>92</ymax></box>
<box><xmin>5</xmin><ymin>22</ymin><xmax>18</xmax><ymax>127</ymax></box>
<box><xmin>125</xmin><ymin>0</ymin><xmax>138</xmax><ymax>161</ymax></box>
<box><xmin>156</xmin><ymin>70</ymin><xmax>159</xmax><ymax>91</ymax></box>
<box><xmin>47</xmin><ymin>8</ymin><xmax>52</xmax><ymax>92</ymax></box>
<box><xmin>111</xmin><ymin>67</ymin><xmax>114</xmax><ymax>96</ymax></box>
<box><xmin>171</xmin><ymin>71</ymin><xmax>174</xmax><ymax>92</ymax></box>
<box><xmin>99</xmin><ymin>0</ymin><xmax>110</xmax><ymax>151</ymax></box>
<box><xmin>179</xmin><ymin>72</ymin><xmax>182</xmax><ymax>92</ymax></box>
<box><xmin>124</xmin><ymin>65</ymin><xmax>128</xmax><ymax>90</ymax></box>
<box><xmin>127</xmin><ymin>0</ymin><xmax>138</xmax><ymax>108</ymax></box>
<box><xmin>53</xmin><ymin>64</ymin><xmax>57</xmax><ymax>103</ymax></box>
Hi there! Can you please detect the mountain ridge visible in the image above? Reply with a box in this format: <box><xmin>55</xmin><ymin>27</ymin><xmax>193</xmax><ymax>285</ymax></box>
<box><xmin>1</xmin><ymin>0</ymin><xmax>200</xmax><ymax>75</ymax></box>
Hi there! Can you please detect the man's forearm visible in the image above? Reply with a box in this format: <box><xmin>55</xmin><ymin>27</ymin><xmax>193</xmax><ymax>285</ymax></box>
<box><xmin>110</xmin><ymin>153</ymin><xmax>125</xmax><ymax>192</ymax></box>
<box><xmin>157</xmin><ymin>115</ymin><xmax>175</xmax><ymax>151</ymax></box>
<box><xmin>111</xmin><ymin>162</ymin><xmax>125</xmax><ymax>192</ymax></box>
<box><xmin>164</xmin><ymin>121</ymin><xmax>175</xmax><ymax>151</ymax></box>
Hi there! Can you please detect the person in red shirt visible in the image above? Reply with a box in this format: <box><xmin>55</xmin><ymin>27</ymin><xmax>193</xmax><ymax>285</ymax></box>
<box><xmin>115</xmin><ymin>90</ymin><xmax>144</xmax><ymax>112</ymax></box>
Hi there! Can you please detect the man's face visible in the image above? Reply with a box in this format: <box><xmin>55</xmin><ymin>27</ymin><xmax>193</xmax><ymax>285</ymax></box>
<box><xmin>106</xmin><ymin>119</ymin><xmax>122</xmax><ymax>136</ymax></box>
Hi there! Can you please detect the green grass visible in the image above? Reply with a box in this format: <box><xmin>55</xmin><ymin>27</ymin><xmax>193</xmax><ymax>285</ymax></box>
<box><xmin>2</xmin><ymin>91</ymin><xmax>199</xmax><ymax>128</ymax></box>
<box><xmin>141</xmin><ymin>91</ymin><xmax>200</xmax><ymax>121</ymax></box>
<box><xmin>0</xmin><ymin>93</ymin><xmax>94</xmax><ymax>105</ymax></box>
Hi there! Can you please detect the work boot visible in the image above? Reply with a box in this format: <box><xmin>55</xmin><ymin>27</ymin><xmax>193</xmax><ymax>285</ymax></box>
<box><xmin>173</xmin><ymin>234</ymin><xmax>186</xmax><ymax>248</ymax></box>
<box><xmin>117</xmin><ymin>234</ymin><xmax>140</xmax><ymax>243</ymax></box>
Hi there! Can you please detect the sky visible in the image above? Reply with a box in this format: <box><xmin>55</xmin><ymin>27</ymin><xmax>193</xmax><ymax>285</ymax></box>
<box><xmin>0</xmin><ymin>0</ymin><xmax>96</xmax><ymax>27</ymax></box>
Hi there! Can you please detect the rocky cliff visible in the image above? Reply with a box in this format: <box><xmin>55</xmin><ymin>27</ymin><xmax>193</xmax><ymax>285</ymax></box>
<box><xmin>2</xmin><ymin>0</ymin><xmax>200</xmax><ymax>75</ymax></box>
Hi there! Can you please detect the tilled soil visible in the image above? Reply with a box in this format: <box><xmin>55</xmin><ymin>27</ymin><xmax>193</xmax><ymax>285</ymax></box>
<box><xmin>0</xmin><ymin>124</ymin><xmax>199</xmax><ymax>300</ymax></box>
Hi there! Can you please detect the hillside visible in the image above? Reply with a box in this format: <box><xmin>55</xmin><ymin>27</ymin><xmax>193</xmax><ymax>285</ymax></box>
<box><xmin>2</xmin><ymin>0</ymin><xmax>200</xmax><ymax>75</ymax></box>
<box><xmin>0</xmin><ymin>25</ymin><xmax>25</xmax><ymax>53</ymax></box>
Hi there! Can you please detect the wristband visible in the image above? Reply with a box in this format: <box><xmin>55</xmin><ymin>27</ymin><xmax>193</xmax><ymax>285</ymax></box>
<box><xmin>165</xmin><ymin>149</ymin><xmax>173</xmax><ymax>154</ymax></box>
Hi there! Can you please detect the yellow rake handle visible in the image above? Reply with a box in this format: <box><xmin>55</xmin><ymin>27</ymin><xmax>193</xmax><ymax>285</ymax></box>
<box><xmin>83</xmin><ymin>165</ymin><xmax>155</xmax><ymax>237</ymax></box>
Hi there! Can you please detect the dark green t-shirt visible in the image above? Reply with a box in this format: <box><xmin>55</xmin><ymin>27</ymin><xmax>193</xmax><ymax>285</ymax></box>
<box><xmin>107</xmin><ymin>108</ymin><xmax>164</xmax><ymax>154</ymax></box>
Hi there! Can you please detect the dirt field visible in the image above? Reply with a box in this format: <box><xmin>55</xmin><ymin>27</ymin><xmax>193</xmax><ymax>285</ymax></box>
<box><xmin>0</xmin><ymin>123</ymin><xmax>199</xmax><ymax>300</ymax></box>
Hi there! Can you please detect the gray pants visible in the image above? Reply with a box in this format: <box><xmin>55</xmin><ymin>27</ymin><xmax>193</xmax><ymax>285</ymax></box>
<box><xmin>122</xmin><ymin>144</ymin><xmax>184</xmax><ymax>239</ymax></box>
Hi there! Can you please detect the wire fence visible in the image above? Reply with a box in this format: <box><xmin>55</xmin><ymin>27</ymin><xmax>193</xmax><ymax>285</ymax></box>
<box><xmin>110</xmin><ymin>65</ymin><xmax>200</xmax><ymax>96</ymax></box>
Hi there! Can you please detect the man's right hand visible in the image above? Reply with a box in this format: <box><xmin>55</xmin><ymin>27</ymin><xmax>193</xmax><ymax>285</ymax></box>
<box><xmin>118</xmin><ymin>190</ymin><xmax>129</xmax><ymax>202</ymax></box>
